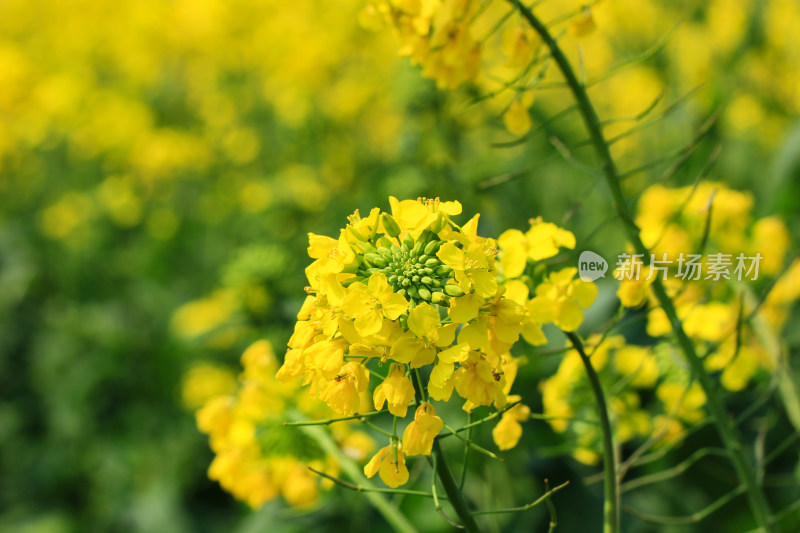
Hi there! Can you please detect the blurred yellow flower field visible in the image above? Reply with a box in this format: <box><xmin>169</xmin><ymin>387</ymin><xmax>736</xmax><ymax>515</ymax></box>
<box><xmin>1</xmin><ymin>0</ymin><xmax>799</xmax><ymax>532</ymax></box>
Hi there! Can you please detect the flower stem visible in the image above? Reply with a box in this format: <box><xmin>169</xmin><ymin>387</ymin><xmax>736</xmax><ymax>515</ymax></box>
<box><xmin>508</xmin><ymin>2</ymin><xmax>774</xmax><ymax>530</ymax></box>
<box><xmin>411</xmin><ymin>370</ymin><xmax>483</xmax><ymax>533</ymax></box>
<box><xmin>565</xmin><ymin>331</ymin><xmax>619</xmax><ymax>533</ymax></box>
<box><xmin>432</xmin><ymin>440</ymin><xmax>483</xmax><ymax>533</ymax></box>
<box><xmin>293</xmin><ymin>419</ymin><xmax>419</xmax><ymax>533</ymax></box>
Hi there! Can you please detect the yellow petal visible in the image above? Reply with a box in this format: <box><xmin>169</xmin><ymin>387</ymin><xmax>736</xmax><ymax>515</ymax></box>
<box><xmin>503</xmin><ymin>99</ymin><xmax>532</xmax><ymax>136</ymax></box>
<box><xmin>449</xmin><ymin>293</ymin><xmax>482</xmax><ymax>323</ymax></box>
<box><xmin>382</xmin><ymin>293</ymin><xmax>409</xmax><ymax>320</ymax></box>
<box><xmin>379</xmin><ymin>449</ymin><xmax>409</xmax><ymax>487</ymax></box>
<box><xmin>556</xmin><ymin>301</ymin><xmax>584</xmax><ymax>331</ymax></box>
<box><xmin>521</xmin><ymin>321</ymin><xmax>547</xmax><ymax>345</ymax></box>
<box><xmin>364</xmin><ymin>446</ymin><xmax>391</xmax><ymax>478</ymax></box>
<box><xmin>502</xmin><ymin>280</ymin><xmax>529</xmax><ymax>305</ymax></box>
<box><xmin>436</xmin><ymin>242</ymin><xmax>464</xmax><ymax>269</ymax></box>
<box><xmin>390</xmin><ymin>335</ymin><xmax>423</xmax><ymax>365</ymax></box>
<box><xmin>438</xmin><ymin>342</ymin><xmax>470</xmax><ymax>364</ymax></box>
<box><xmin>355</xmin><ymin>308</ymin><xmax>384</xmax><ymax>337</ymax></box>
<box><xmin>470</xmin><ymin>270</ymin><xmax>498</xmax><ymax>299</ymax></box>
<box><xmin>434</xmin><ymin>323</ymin><xmax>459</xmax><ymax>347</ymax></box>
<box><xmin>408</xmin><ymin>302</ymin><xmax>440</xmax><ymax>339</ymax></box>
<box><xmin>460</xmin><ymin>318</ymin><xmax>488</xmax><ymax>349</ymax></box>
<box><xmin>492</xmin><ymin>414</ymin><xmax>523</xmax><ymax>450</ymax></box>
<box><xmin>572</xmin><ymin>280</ymin><xmax>598</xmax><ymax>308</ymax></box>
<box><xmin>368</xmin><ymin>272</ymin><xmax>392</xmax><ymax>297</ymax></box>
<box><xmin>411</xmin><ymin>346</ymin><xmax>436</xmax><ymax>368</ymax></box>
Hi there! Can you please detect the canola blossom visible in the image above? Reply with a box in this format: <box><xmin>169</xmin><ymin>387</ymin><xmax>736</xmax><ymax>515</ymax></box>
<box><xmin>618</xmin><ymin>181</ymin><xmax>799</xmax><ymax>391</ymax></box>
<box><xmin>274</xmin><ymin>197</ymin><xmax>595</xmax><ymax>486</ymax></box>
<box><xmin>192</xmin><ymin>340</ymin><xmax>373</xmax><ymax>508</ymax></box>
<box><xmin>543</xmin><ymin>181</ymin><xmax>800</xmax><ymax>464</ymax></box>
<box><xmin>363</xmin><ymin>0</ymin><xmax>800</xmax><ymax>176</ymax></box>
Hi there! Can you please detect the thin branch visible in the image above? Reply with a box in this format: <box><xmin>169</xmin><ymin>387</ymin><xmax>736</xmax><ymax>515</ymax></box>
<box><xmin>623</xmin><ymin>485</ymin><xmax>745</xmax><ymax>525</ymax></box>
<box><xmin>472</xmin><ymin>481</ymin><xmax>570</xmax><ymax>515</ymax></box>
<box><xmin>621</xmin><ymin>447</ymin><xmax>730</xmax><ymax>493</ymax></box>
<box><xmin>283</xmin><ymin>411</ymin><xmax>383</xmax><ymax>426</ymax></box>
<box><xmin>308</xmin><ymin>466</ymin><xmax>439</xmax><ymax>499</ymax></box>
<box><xmin>587</xmin><ymin>23</ymin><xmax>681</xmax><ymax>87</ymax></box>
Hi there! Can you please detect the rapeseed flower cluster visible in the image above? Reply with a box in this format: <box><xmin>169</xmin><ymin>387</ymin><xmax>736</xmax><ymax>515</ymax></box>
<box><xmin>191</xmin><ymin>340</ymin><xmax>373</xmax><ymax>507</ymax></box>
<box><xmin>275</xmin><ymin>197</ymin><xmax>595</xmax><ymax>486</ymax></box>
<box><xmin>543</xmin><ymin>181</ymin><xmax>798</xmax><ymax>463</ymax></box>
<box><xmin>542</xmin><ymin>334</ymin><xmax>706</xmax><ymax>465</ymax></box>
<box><xmin>619</xmin><ymin>181</ymin><xmax>797</xmax><ymax>391</ymax></box>
<box><xmin>364</xmin><ymin>0</ymin><xmax>800</xmax><ymax>166</ymax></box>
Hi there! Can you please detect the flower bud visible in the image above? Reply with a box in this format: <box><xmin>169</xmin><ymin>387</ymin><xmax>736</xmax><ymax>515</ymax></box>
<box><xmin>381</xmin><ymin>213</ymin><xmax>402</xmax><ymax>237</ymax></box>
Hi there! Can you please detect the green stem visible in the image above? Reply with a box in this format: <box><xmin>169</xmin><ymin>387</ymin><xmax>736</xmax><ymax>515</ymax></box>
<box><xmin>460</xmin><ymin>412</ymin><xmax>472</xmax><ymax>490</ymax></box>
<box><xmin>565</xmin><ymin>331</ymin><xmax>619</xmax><ymax>533</ymax></box>
<box><xmin>283</xmin><ymin>410</ymin><xmax>383</xmax><ymax>426</ymax></box>
<box><xmin>292</xmin><ymin>417</ymin><xmax>418</xmax><ymax>533</ymax></box>
<box><xmin>411</xmin><ymin>370</ymin><xmax>482</xmax><ymax>533</ymax></box>
<box><xmin>508</xmin><ymin>2</ymin><xmax>774</xmax><ymax>530</ymax></box>
<box><xmin>433</xmin><ymin>440</ymin><xmax>483</xmax><ymax>533</ymax></box>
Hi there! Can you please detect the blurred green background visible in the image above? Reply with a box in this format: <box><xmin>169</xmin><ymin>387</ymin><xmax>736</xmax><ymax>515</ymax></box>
<box><xmin>1</xmin><ymin>0</ymin><xmax>798</xmax><ymax>531</ymax></box>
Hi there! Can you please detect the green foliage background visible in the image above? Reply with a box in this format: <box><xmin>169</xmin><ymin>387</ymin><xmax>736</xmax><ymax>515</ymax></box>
<box><xmin>1</xmin><ymin>0</ymin><xmax>798</xmax><ymax>531</ymax></box>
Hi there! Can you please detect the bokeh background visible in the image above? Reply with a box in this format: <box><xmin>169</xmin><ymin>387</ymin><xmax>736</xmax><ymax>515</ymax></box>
<box><xmin>1</xmin><ymin>0</ymin><xmax>798</xmax><ymax>532</ymax></box>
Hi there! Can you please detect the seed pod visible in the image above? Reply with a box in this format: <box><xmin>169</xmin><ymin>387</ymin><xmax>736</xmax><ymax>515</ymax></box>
<box><xmin>435</xmin><ymin>265</ymin><xmax>453</xmax><ymax>276</ymax></box>
<box><xmin>355</xmin><ymin>241</ymin><xmax>378</xmax><ymax>255</ymax></box>
<box><xmin>418</xmin><ymin>287</ymin><xmax>432</xmax><ymax>301</ymax></box>
<box><xmin>425</xmin><ymin>257</ymin><xmax>440</xmax><ymax>267</ymax></box>
<box><xmin>417</xmin><ymin>230</ymin><xmax>432</xmax><ymax>246</ymax></box>
<box><xmin>381</xmin><ymin>213</ymin><xmax>402</xmax><ymax>238</ymax></box>
<box><xmin>424</xmin><ymin>240</ymin><xmax>441</xmax><ymax>255</ymax></box>
<box><xmin>365</xmin><ymin>253</ymin><xmax>388</xmax><ymax>268</ymax></box>
<box><xmin>412</xmin><ymin>240</ymin><xmax>425</xmax><ymax>256</ymax></box>
<box><xmin>403</xmin><ymin>232</ymin><xmax>415</xmax><ymax>251</ymax></box>
<box><xmin>444</xmin><ymin>284</ymin><xmax>465</xmax><ymax>297</ymax></box>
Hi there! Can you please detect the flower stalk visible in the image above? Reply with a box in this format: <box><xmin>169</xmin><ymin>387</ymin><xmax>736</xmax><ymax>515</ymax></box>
<box><xmin>507</xmin><ymin>1</ymin><xmax>774</xmax><ymax>530</ymax></box>
<box><xmin>565</xmin><ymin>331</ymin><xmax>619</xmax><ymax>533</ymax></box>
<box><xmin>296</xmin><ymin>418</ymin><xmax>419</xmax><ymax>533</ymax></box>
<box><xmin>412</xmin><ymin>369</ymin><xmax>483</xmax><ymax>533</ymax></box>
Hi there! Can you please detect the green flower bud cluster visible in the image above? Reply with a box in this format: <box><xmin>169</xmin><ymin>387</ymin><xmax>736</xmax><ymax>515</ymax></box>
<box><xmin>358</xmin><ymin>229</ymin><xmax>459</xmax><ymax>305</ymax></box>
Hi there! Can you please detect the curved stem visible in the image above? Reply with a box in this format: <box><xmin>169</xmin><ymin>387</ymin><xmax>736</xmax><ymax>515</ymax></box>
<box><xmin>565</xmin><ymin>331</ymin><xmax>619</xmax><ymax>533</ymax></box>
<box><xmin>295</xmin><ymin>420</ymin><xmax>418</xmax><ymax>533</ymax></box>
<box><xmin>412</xmin><ymin>370</ymin><xmax>483</xmax><ymax>533</ymax></box>
<box><xmin>433</xmin><ymin>440</ymin><xmax>483</xmax><ymax>533</ymax></box>
<box><xmin>507</xmin><ymin>2</ymin><xmax>774</xmax><ymax>530</ymax></box>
